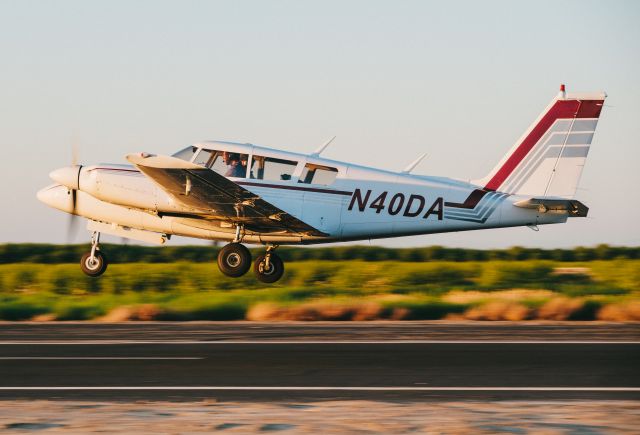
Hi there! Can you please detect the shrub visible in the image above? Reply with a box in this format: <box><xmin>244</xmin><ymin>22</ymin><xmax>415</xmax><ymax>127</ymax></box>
<box><xmin>479</xmin><ymin>262</ymin><xmax>554</xmax><ymax>289</ymax></box>
<box><xmin>464</xmin><ymin>301</ymin><xmax>530</xmax><ymax>321</ymax></box>
<box><xmin>537</xmin><ymin>297</ymin><xmax>584</xmax><ymax>320</ymax></box>
<box><xmin>383</xmin><ymin>298</ymin><xmax>467</xmax><ymax>320</ymax></box>
<box><xmin>0</xmin><ymin>299</ymin><xmax>48</xmax><ymax>320</ymax></box>
<box><xmin>3</xmin><ymin>265</ymin><xmax>39</xmax><ymax>291</ymax></box>
<box><xmin>597</xmin><ymin>301</ymin><xmax>640</xmax><ymax>321</ymax></box>
<box><xmin>185</xmin><ymin>301</ymin><xmax>246</xmax><ymax>320</ymax></box>
<box><xmin>567</xmin><ymin>299</ymin><xmax>602</xmax><ymax>321</ymax></box>
<box><xmin>54</xmin><ymin>302</ymin><xmax>106</xmax><ymax>320</ymax></box>
<box><xmin>395</xmin><ymin>264</ymin><xmax>477</xmax><ymax>288</ymax></box>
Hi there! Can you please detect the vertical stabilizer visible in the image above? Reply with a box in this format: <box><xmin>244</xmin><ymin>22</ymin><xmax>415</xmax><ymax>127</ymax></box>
<box><xmin>474</xmin><ymin>85</ymin><xmax>606</xmax><ymax>198</ymax></box>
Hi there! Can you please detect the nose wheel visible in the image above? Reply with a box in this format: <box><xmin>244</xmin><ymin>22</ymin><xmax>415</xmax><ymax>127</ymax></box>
<box><xmin>80</xmin><ymin>232</ymin><xmax>108</xmax><ymax>277</ymax></box>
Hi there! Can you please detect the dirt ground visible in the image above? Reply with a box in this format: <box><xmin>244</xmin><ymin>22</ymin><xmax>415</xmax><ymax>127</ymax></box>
<box><xmin>0</xmin><ymin>400</ymin><xmax>638</xmax><ymax>434</ymax></box>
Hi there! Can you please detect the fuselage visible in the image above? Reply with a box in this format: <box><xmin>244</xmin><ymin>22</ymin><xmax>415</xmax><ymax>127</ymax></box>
<box><xmin>38</xmin><ymin>140</ymin><xmax>566</xmax><ymax>245</ymax></box>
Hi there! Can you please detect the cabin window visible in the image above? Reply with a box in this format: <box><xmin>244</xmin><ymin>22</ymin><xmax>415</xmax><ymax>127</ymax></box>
<box><xmin>195</xmin><ymin>149</ymin><xmax>249</xmax><ymax>178</ymax></box>
<box><xmin>172</xmin><ymin>146</ymin><xmax>198</xmax><ymax>162</ymax></box>
<box><xmin>250</xmin><ymin>156</ymin><xmax>298</xmax><ymax>181</ymax></box>
<box><xmin>193</xmin><ymin>149</ymin><xmax>215</xmax><ymax>167</ymax></box>
<box><xmin>299</xmin><ymin>164</ymin><xmax>338</xmax><ymax>185</ymax></box>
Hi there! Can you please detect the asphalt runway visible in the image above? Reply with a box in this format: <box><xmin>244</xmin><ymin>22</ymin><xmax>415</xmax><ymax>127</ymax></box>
<box><xmin>0</xmin><ymin>322</ymin><xmax>638</xmax><ymax>400</ymax></box>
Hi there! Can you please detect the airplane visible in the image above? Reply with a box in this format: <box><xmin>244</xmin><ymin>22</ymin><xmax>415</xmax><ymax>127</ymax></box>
<box><xmin>37</xmin><ymin>85</ymin><xmax>605</xmax><ymax>283</ymax></box>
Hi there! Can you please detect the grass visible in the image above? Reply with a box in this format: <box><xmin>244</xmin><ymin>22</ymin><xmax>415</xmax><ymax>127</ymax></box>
<box><xmin>3</xmin><ymin>243</ymin><xmax>640</xmax><ymax>263</ymax></box>
<box><xmin>0</xmin><ymin>259</ymin><xmax>638</xmax><ymax>321</ymax></box>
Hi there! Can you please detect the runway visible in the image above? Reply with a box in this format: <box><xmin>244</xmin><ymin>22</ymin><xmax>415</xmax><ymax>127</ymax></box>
<box><xmin>0</xmin><ymin>322</ymin><xmax>638</xmax><ymax>400</ymax></box>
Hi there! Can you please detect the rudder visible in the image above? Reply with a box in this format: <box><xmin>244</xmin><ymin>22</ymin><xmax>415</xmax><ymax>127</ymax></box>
<box><xmin>475</xmin><ymin>85</ymin><xmax>606</xmax><ymax>198</ymax></box>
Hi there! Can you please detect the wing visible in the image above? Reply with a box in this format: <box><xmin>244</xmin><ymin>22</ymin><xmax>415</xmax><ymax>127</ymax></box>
<box><xmin>126</xmin><ymin>153</ymin><xmax>327</xmax><ymax>237</ymax></box>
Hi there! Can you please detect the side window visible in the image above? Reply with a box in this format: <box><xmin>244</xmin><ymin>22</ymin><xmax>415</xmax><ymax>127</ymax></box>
<box><xmin>221</xmin><ymin>152</ymin><xmax>249</xmax><ymax>178</ymax></box>
<box><xmin>250</xmin><ymin>156</ymin><xmax>297</xmax><ymax>181</ymax></box>
<box><xmin>299</xmin><ymin>164</ymin><xmax>338</xmax><ymax>185</ymax></box>
<box><xmin>193</xmin><ymin>149</ymin><xmax>214</xmax><ymax>167</ymax></box>
<box><xmin>209</xmin><ymin>151</ymin><xmax>227</xmax><ymax>174</ymax></box>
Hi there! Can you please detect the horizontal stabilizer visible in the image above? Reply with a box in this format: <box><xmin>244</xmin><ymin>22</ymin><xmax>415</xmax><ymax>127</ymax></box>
<box><xmin>513</xmin><ymin>198</ymin><xmax>588</xmax><ymax>217</ymax></box>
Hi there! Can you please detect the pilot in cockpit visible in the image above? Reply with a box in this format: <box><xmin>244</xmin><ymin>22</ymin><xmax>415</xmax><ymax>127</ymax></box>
<box><xmin>240</xmin><ymin>154</ymin><xmax>248</xmax><ymax>174</ymax></box>
<box><xmin>223</xmin><ymin>152</ymin><xmax>247</xmax><ymax>178</ymax></box>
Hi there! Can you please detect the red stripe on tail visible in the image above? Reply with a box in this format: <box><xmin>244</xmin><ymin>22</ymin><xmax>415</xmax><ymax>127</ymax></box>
<box><xmin>484</xmin><ymin>99</ymin><xmax>603</xmax><ymax>191</ymax></box>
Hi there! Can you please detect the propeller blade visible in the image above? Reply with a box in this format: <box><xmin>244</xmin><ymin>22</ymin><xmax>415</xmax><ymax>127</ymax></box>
<box><xmin>70</xmin><ymin>185</ymin><xmax>77</xmax><ymax>212</ymax></box>
<box><xmin>66</xmin><ymin>214</ymin><xmax>80</xmax><ymax>243</ymax></box>
<box><xmin>71</xmin><ymin>136</ymin><xmax>79</xmax><ymax>167</ymax></box>
<box><xmin>66</xmin><ymin>187</ymin><xmax>80</xmax><ymax>242</ymax></box>
<box><xmin>69</xmin><ymin>136</ymin><xmax>82</xmax><ymax>242</ymax></box>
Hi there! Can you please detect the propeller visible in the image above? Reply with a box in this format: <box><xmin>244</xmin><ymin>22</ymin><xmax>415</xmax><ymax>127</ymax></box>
<box><xmin>66</xmin><ymin>139</ymin><xmax>81</xmax><ymax>242</ymax></box>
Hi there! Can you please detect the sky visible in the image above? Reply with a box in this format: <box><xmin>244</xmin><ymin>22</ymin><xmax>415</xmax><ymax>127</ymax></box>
<box><xmin>1</xmin><ymin>0</ymin><xmax>639</xmax><ymax>248</ymax></box>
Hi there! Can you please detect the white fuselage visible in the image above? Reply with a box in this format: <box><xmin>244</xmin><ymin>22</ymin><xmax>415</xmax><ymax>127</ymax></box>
<box><xmin>37</xmin><ymin>141</ymin><xmax>566</xmax><ymax>245</ymax></box>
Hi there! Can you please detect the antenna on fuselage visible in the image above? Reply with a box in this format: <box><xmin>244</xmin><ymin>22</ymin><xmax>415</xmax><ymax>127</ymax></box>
<box><xmin>311</xmin><ymin>136</ymin><xmax>336</xmax><ymax>157</ymax></box>
<box><xmin>401</xmin><ymin>152</ymin><xmax>427</xmax><ymax>174</ymax></box>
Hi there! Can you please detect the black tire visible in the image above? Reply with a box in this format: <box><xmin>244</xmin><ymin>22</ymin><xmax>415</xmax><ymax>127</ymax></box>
<box><xmin>253</xmin><ymin>253</ymin><xmax>284</xmax><ymax>283</ymax></box>
<box><xmin>80</xmin><ymin>251</ymin><xmax>108</xmax><ymax>277</ymax></box>
<box><xmin>217</xmin><ymin>243</ymin><xmax>252</xmax><ymax>277</ymax></box>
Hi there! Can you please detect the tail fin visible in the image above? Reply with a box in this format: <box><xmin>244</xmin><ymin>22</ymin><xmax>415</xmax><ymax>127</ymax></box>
<box><xmin>475</xmin><ymin>85</ymin><xmax>606</xmax><ymax>198</ymax></box>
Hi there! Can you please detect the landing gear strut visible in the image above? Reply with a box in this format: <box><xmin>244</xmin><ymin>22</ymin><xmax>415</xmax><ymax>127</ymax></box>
<box><xmin>80</xmin><ymin>231</ymin><xmax>108</xmax><ymax>277</ymax></box>
<box><xmin>217</xmin><ymin>225</ymin><xmax>252</xmax><ymax>277</ymax></box>
<box><xmin>253</xmin><ymin>245</ymin><xmax>284</xmax><ymax>283</ymax></box>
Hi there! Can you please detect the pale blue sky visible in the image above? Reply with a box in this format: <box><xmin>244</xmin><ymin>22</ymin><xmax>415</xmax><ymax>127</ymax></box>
<box><xmin>1</xmin><ymin>0</ymin><xmax>639</xmax><ymax>248</ymax></box>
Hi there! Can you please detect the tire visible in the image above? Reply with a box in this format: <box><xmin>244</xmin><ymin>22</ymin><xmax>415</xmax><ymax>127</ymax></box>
<box><xmin>217</xmin><ymin>243</ymin><xmax>252</xmax><ymax>277</ymax></box>
<box><xmin>80</xmin><ymin>251</ymin><xmax>108</xmax><ymax>277</ymax></box>
<box><xmin>253</xmin><ymin>253</ymin><xmax>284</xmax><ymax>283</ymax></box>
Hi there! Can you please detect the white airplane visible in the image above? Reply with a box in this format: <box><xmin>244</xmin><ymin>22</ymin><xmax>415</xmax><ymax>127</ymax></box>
<box><xmin>38</xmin><ymin>85</ymin><xmax>605</xmax><ymax>283</ymax></box>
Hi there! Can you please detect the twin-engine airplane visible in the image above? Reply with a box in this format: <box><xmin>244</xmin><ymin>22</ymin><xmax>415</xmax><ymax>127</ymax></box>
<box><xmin>38</xmin><ymin>85</ymin><xmax>605</xmax><ymax>283</ymax></box>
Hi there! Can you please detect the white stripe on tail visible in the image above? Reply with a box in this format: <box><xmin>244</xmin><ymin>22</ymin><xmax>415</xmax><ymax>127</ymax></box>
<box><xmin>475</xmin><ymin>85</ymin><xmax>606</xmax><ymax>198</ymax></box>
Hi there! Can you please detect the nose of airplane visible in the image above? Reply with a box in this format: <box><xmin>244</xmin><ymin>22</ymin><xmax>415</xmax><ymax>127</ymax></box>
<box><xmin>49</xmin><ymin>165</ymin><xmax>81</xmax><ymax>190</ymax></box>
<box><xmin>36</xmin><ymin>184</ymin><xmax>76</xmax><ymax>213</ymax></box>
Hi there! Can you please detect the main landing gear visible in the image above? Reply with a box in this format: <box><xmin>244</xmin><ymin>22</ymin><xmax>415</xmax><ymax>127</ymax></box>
<box><xmin>253</xmin><ymin>245</ymin><xmax>284</xmax><ymax>284</ymax></box>
<box><xmin>217</xmin><ymin>243</ymin><xmax>252</xmax><ymax>277</ymax></box>
<box><xmin>80</xmin><ymin>231</ymin><xmax>108</xmax><ymax>277</ymax></box>
<box><xmin>216</xmin><ymin>226</ymin><xmax>284</xmax><ymax>283</ymax></box>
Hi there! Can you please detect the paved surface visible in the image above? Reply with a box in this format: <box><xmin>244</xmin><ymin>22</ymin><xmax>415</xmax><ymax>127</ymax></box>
<box><xmin>0</xmin><ymin>322</ymin><xmax>638</xmax><ymax>400</ymax></box>
<box><xmin>1</xmin><ymin>321</ymin><xmax>639</xmax><ymax>342</ymax></box>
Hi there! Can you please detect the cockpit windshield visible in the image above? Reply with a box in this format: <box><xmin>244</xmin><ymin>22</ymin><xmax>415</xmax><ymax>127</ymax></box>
<box><xmin>172</xmin><ymin>146</ymin><xmax>198</xmax><ymax>162</ymax></box>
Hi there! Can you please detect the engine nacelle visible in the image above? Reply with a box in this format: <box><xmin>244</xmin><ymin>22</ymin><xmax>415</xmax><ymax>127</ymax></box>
<box><xmin>78</xmin><ymin>164</ymin><xmax>185</xmax><ymax>213</ymax></box>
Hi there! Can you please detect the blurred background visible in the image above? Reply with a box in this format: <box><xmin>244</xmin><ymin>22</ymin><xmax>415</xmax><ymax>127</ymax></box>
<box><xmin>1</xmin><ymin>0</ymin><xmax>639</xmax><ymax>248</ymax></box>
<box><xmin>0</xmin><ymin>1</ymin><xmax>639</xmax><ymax>323</ymax></box>
<box><xmin>1</xmin><ymin>244</ymin><xmax>638</xmax><ymax>321</ymax></box>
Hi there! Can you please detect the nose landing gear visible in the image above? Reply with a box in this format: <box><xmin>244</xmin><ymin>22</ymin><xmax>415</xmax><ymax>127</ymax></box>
<box><xmin>80</xmin><ymin>231</ymin><xmax>108</xmax><ymax>277</ymax></box>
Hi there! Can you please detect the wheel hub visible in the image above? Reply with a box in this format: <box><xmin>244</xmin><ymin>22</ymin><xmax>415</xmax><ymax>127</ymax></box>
<box><xmin>226</xmin><ymin>252</ymin><xmax>242</xmax><ymax>268</ymax></box>
<box><xmin>260</xmin><ymin>260</ymin><xmax>275</xmax><ymax>275</ymax></box>
<box><xmin>85</xmin><ymin>257</ymin><xmax>100</xmax><ymax>270</ymax></box>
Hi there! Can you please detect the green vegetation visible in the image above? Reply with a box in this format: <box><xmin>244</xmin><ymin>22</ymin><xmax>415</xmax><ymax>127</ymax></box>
<box><xmin>0</xmin><ymin>254</ymin><xmax>638</xmax><ymax>321</ymax></box>
<box><xmin>1</xmin><ymin>243</ymin><xmax>639</xmax><ymax>264</ymax></box>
